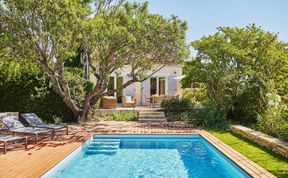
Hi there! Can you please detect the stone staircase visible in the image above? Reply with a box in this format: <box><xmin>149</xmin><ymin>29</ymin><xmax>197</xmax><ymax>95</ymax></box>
<box><xmin>138</xmin><ymin>110</ymin><xmax>167</xmax><ymax>122</ymax></box>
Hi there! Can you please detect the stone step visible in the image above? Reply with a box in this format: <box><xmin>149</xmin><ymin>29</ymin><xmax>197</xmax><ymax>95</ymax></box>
<box><xmin>138</xmin><ymin>115</ymin><xmax>166</xmax><ymax>119</ymax></box>
<box><xmin>138</xmin><ymin>109</ymin><xmax>163</xmax><ymax>113</ymax></box>
<box><xmin>138</xmin><ymin>118</ymin><xmax>167</xmax><ymax>122</ymax></box>
<box><xmin>138</xmin><ymin>110</ymin><xmax>166</xmax><ymax>122</ymax></box>
<box><xmin>139</xmin><ymin>112</ymin><xmax>165</xmax><ymax>116</ymax></box>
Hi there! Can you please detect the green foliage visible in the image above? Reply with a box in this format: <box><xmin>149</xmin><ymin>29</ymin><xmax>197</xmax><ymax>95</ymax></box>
<box><xmin>1</xmin><ymin>0</ymin><xmax>189</xmax><ymax>120</ymax></box>
<box><xmin>79</xmin><ymin>120</ymin><xmax>87</xmax><ymax>126</ymax></box>
<box><xmin>208</xmin><ymin>129</ymin><xmax>288</xmax><ymax>178</ymax></box>
<box><xmin>65</xmin><ymin>68</ymin><xmax>94</xmax><ymax>107</ymax></box>
<box><xmin>257</xmin><ymin>105</ymin><xmax>288</xmax><ymax>140</ymax></box>
<box><xmin>84</xmin><ymin>1</ymin><xmax>189</xmax><ymax>81</ymax></box>
<box><xmin>1</xmin><ymin>0</ymin><xmax>90</xmax><ymax>61</ymax></box>
<box><xmin>161</xmin><ymin>98</ymin><xmax>193</xmax><ymax>114</ymax></box>
<box><xmin>183</xmin><ymin>88</ymin><xmax>207</xmax><ymax>105</ymax></box>
<box><xmin>166</xmin><ymin>113</ymin><xmax>189</xmax><ymax>122</ymax></box>
<box><xmin>53</xmin><ymin>115</ymin><xmax>63</xmax><ymax>125</ymax></box>
<box><xmin>187</xmin><ymin>105</ymin><xmax>230</xmax><ymax>129</ymax></box>
<box><xmin>183</xmin><ymin>25</ymin><xmax>288</xmax><ymax>126</ymax></box>
<box><xmin>0</xmin><ymin>0</ymin><xmax>92</xmax><ymax>119</ymax></box>
<box><xmin>111</xmin><ymin>111</ymin><xmax>138</xmax><ymax>121</ymax></box>
<box><xmin>0</xmin><ymin>60</ymin><xmax>74</xmax><ymax>122</ymax></box>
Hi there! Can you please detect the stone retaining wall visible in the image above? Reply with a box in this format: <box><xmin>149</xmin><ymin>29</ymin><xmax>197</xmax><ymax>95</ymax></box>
<box><xmin>230</xmin><ymin>125</ymin><xmax>288</xmax><ymax>159</ymax></box>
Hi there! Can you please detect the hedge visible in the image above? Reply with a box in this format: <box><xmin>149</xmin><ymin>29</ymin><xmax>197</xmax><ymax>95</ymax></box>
<box><xmin>0</xmin><ymin>60</ymin><xmax>74</xmax><ymax>123</ymax></box>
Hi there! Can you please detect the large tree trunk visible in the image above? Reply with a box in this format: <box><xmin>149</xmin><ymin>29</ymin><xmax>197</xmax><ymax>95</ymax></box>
<box><xmin>81</xmin><ymin>96</ymin><xmax>93</xmax><ymax>121</ymax></box>
<box><xmin>81</xmin><ymin>96</ymin><xmax>102</xmax><ymax>121</ymax></box>
<box><xmin>80</xmin><ymin>81</ymin><xmax>106</xmax><ymax>121</ymax></box>
<box><xmin>49</xmin><ymin>75</ymin><xmax>83</xmax><ymax>120</ymax></box>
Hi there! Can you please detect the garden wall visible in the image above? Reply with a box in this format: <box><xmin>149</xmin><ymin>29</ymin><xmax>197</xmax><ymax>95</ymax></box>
<box><xmin>230</xmin><ymin>125</ymin><xmax>288</xmax><ymax>159</ymax></box>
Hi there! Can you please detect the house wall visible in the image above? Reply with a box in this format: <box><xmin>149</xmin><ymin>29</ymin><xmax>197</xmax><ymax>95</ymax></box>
<box><xmin>90</xmin><ymin>65</ymin><xmax>183</xmax><ymax>105</ymax></box>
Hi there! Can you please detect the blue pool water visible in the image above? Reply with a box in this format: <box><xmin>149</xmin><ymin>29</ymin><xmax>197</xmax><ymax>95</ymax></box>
<box><xmin>44</xmin><ymin>135</ymin><xmax>250</xmax><ymax>178</ymax></box>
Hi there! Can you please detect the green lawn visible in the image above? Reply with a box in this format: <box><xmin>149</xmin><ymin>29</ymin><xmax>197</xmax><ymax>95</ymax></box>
<box><xmin>207</xmin><ymin>129</ymin><xmax>288</xmax><ymax>178</ymax></box>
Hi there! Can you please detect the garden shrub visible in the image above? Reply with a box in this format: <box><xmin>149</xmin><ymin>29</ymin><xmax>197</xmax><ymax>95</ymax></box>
<box><xmin>257</xmin><ymin>105</ymin><xmax>288</xmax><ymax>141</ymax></box>
<box><xmin>182</xmin><ymin>25</ymin><xmax>288</xmax><ymax>131</ymax></box>
<box><xmin>161</xmin><ymin>98</ymin><xmax>193</xmax><ymax>115</ymax></box>
<box><xmin>166</xmin><ymin>113</ymin><xmax>189</xmax><ymax>122</ymax></box>
<box><xmin>187</xmin><ymin>105</ymin><xmax>230</xmax><ymax>129</ymax></box>
<box><xmin>0</xmin><ymin>60</ymin><xmax>76</xmax><ymax>122</ymax></box>
<box><xmin>111</xmin><ymin>111</ymin><xmax>138</xmax><ymax>121</ymax></box>
<box><xmin>183</xmin><ymin>88</ymin><xmax>206</xmax><ymax>105</ymax></box>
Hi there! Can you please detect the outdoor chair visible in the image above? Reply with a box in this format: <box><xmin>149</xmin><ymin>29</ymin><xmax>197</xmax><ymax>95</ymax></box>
<box><xmin>0</xmin><ymin>135</ymin><xmax>27</xmax><ymax>154</ymax></box>
<box><xmin>0</xmin><ymin>115</ymin><xmax>53</xmax><ymax>143</ymax></box>
<box><xmin>100</xmin><ymin>96</ymin><xmax>117</xmax><ymax>109</ymax></box>
<box><xmin>122</xmin><ymin>96</ymin><xmax>136</xmax><ymax>107</ymax></box>
<box><xmin>21</xmin><ymin>113</ymin><xmax>68</xmax><ymax>138</ymax></box>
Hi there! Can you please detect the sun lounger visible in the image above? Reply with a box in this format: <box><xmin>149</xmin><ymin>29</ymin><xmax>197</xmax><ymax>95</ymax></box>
<box><xmin>0</xmin><ymin>135</ymin><xmax>27</xmax><ymax>154</ymax></box>
<box><xmin>0</xmin><ymin>115</ymin><xmax>53</xmax><ymax>143</ymax></box>
<box><xmin>20</xmin><ymin>113</ymin><xmax>68</xmax><ymax>138</ymax></box>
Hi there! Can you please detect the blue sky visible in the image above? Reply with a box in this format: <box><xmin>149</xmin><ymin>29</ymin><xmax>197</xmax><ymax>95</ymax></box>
<box><xmin>130</xmin><ymin>0</ymin><xmax>288</xmax><ymax>46</ymax></box>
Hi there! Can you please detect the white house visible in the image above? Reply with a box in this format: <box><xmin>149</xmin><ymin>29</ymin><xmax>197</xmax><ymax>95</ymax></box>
<box><xmin>90</xmin><ymin>65</ymin><xmax>183</xmax><ymax>106</ymax></box>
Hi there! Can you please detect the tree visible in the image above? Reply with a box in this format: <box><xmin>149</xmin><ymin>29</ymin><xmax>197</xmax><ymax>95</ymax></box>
<box><xmin>80</xmin><ymin>2</ymin><xmax>189</xmax><ymax>119</ymax></box>
<box><xmin>182</xmin><ymin>25</ymin><xmax>288</xmax><ymax>124</ymax></box>
<box><xmin>1</xmin><ymin>0</ymin><xmax>189</xmax><ymax>120</ymax></box>
<box><xmin>1</xmin><ymin>0</ymin><xmax>90</xmax><ymax>119</ymax></box>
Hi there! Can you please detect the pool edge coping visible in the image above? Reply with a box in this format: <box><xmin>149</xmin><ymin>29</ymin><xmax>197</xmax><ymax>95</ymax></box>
<box><xmin>39</xmin><ymin>141</ymin><xmax>86</xmax><ymax>178</ymax></box>
<box><xmin>197</xmin><ymin>130</ymin><xmax>276</xmax><ymax>178</ymax></box>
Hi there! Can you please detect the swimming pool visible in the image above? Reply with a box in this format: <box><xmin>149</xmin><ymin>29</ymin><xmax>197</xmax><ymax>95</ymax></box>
<box><xmin>42</xmin><ymin>134</ymin><xmax>250</xmax><ymax>178</ymax></box>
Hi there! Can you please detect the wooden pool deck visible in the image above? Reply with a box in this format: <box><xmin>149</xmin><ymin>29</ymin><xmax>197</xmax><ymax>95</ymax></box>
<box><xmin>0</xmin><ymin>121</ymin><xmax>275</xmax><ymax>178</ymax></box>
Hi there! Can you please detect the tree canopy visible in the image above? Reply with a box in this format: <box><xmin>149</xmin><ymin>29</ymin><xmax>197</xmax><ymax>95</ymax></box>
<box><xmin>182</xmin><ymin>24</ymin><xmax>288</xmax><ymax>123</ymax></box>
<box><xmin>1</xmin><ymin>0</ymin><xmax>189</xmax><ymax>120</ymax></box>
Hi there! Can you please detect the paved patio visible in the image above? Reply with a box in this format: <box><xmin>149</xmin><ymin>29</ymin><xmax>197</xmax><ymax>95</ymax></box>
<box><xmin>0</xmin><ymin>121</ymin><xmax>275</xmax><ymax>178</ymax></box>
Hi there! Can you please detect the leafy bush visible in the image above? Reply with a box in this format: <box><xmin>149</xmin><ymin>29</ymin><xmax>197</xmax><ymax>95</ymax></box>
<box><xmin>182</xmin><ymin>25</ymin><xmax>288</xmax><ymax>127</ymax></box>
<box><xmin>65</xmin><ymin>67</ymin><xmax>94</xmax><ymax>107</ymax></box>
<box><xmin>0</xmin><ymin>60</ymin><xmax>74</xmax><ymax>122</ymax></box>
<box><xmin>166</xmin><ymin>113</ymin><xmax>189</xmax><ymax>122</ymax></box>
<box><xmin>187</xmin><ymin>105</ymin><xmax>230</xmax><ymax>129</ymax></box>
<box><xmin>257</xmin><ymin>105</ymin><xmax>288</xmax><ymax>140</ymax></box>
<box><xmin>183</xmin><ymin>88</ymin><xmax>206</xmax><ymax>105</ymax></box>
<box><xmin>161</xmin><ymin>98</ymin><xmax>193</xmax><ymax>115</ymax></box>
<box><xmin>53</xmin><ymin>115</ymin><xmax>63</xmax><ymax>125</ymax></box>
<box><xmin>111</xmin><ymin>111</ymin><xmax>138</xmax><ymax>121</ymax></box>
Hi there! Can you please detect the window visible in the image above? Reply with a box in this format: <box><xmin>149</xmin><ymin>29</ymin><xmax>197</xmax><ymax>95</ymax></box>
<box><xmin>116</xmin><ymin>76</ymin><xmax>123</xmax><ymax>103</ymax></box>
<box><xmin>107</xmin><ymin>76</ymin><xmax>123</xmax><ymax>103</ymax></box>
<box><xmin>150</xmin><ymin>77</ymin><xmax>166</xmax><ymax>96</ymax></box>
<box><xmin>150</xmin><ymin>77</ymin><xmax>157</xmax><ymax>95</ymax></box>
<box><xmin>108</xmin><ymin>76</ymin><xmax>115</xmax><ymax>96</ymax></box>
<box><xmin>159</xmin><ymin>77</ymin><xmax>166</xmax><ymax>95</ymax></box>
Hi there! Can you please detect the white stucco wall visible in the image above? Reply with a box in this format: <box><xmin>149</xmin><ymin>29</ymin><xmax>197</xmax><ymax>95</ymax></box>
<box><xmin>90</xmin><ymin>65</ymin><xmax>183</xmax><ymax>105</ymax></box>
